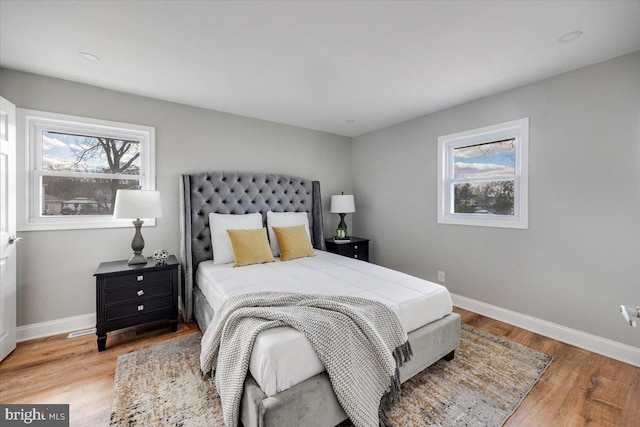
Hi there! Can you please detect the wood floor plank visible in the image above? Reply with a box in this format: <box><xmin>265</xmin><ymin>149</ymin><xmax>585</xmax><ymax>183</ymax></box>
<box><xmin>0</xmin><ymin>319</ymin><xmax>200</xmax><ymax>427</ymax></box>
<box><xmin>0</xmin><ymin>309</ymin><xmax>636</xmax><ymax>427</ymax></box>
<box><xmin>451</xmin><ymin>307</ymin><xmax>638</xmax><ymax>427</ymax></box>
<box><xmin>622</xmin><ymin>364</ymin><xmax>640</xmax><ymax>426</ymax></box>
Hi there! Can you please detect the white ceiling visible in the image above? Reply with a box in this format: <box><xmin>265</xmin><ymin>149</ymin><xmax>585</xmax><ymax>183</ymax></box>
<box><xmin>1</xmin><ymin>1</ymin><xmax>639</xmax><ymax>137</ymax></box>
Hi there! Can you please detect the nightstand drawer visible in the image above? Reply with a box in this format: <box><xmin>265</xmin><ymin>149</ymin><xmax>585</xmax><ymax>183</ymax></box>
<box><xmin>105</xmin><ymin>296</ymin><xmax>173</xmax><ymax>321</ymax></box>
<box><xmin>104</xmin><ymin>281</ymin><xmax>172</xmax><ymax>304</ymax></box>
<box><xmin>325</xmin><ymin>237</ymin><xmax>370</xmax><ymax>262</ymax></box>
<box><xmin>336</xmin><ymin>245</ymin><xmax>357</xmax><ymax>257</ymax></box>
<box><xmin>351</xmin><ymin>244</ymin><xmax>368</xmax><ymax>260</ymax></box>
<box><xmin>103</xmin><ymin>269</ymin><xmax>171</xmax><ymax>290</ymax></box>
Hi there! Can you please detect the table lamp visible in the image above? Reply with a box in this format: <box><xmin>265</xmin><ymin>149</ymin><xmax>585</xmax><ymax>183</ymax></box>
<box><xmin>113</xmin><ymin>190</ymin><xmax>162</xmax><ymax>265</ymax></box>
<box><xmin>330</xmin><ymin>193</ymin><xmax>355</xmax><ymax>239</ymax></box>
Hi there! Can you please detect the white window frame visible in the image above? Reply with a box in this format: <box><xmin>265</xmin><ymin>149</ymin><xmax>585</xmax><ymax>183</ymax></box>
<box><xmin>18</xmin><ymin>109</ymin><xmax>156</xmax><ymax>231</ymax></box>
<box><xmin>437</xmin><ymin>118</ymin><xmax>529</xmax><ymax>229</ymax></box>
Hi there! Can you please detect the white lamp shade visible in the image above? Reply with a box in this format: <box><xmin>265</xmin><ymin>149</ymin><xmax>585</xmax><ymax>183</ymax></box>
<box><xmin>113</xmin><ymin>190</ymin><xmax>162</xmax><ymax>219</ymax></box>
<box><xmin>330</xmin><ymin>194</ymin><xmax>355</xmax><ymax>213</ymax></box>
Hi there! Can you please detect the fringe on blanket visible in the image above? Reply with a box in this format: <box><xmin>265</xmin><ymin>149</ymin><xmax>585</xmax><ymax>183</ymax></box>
<box><xmin>379</xmin><ymin>340</ymin><xmax>413</xmax><ymax>427</ymax></box>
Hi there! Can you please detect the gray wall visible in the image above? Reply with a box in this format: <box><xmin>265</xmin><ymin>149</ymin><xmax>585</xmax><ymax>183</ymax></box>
<box><xmin>352</xmin><ymin>51</ymin><xmax>640</xmax><ymax>348</ymax></box>
<box><xmin>0</xmin><ymin>68</ymin><xmax>352</xmax><ymax>327</ymax></box>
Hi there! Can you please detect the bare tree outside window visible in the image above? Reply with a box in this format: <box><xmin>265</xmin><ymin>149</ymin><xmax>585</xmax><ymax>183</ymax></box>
<box><xmin>41</xmin><ymin>131</ymin><xmax>142</xmax><ymax>216</ymax></box>
<box><xmin>454</xmin><ymin>180</ymin><xmax>514</xmax><ymax>215</ymax></box>
<box><xmin>452</xmin><ymin>139</ymin><xmax>515</xmax><ymax>216</ymax></box>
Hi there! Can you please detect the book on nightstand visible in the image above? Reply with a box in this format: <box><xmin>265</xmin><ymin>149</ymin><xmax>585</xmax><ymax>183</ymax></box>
<box><xmin>331</xmin><ymin>238</ymin><xmax>351</xmax><ymax>243</ymax></box>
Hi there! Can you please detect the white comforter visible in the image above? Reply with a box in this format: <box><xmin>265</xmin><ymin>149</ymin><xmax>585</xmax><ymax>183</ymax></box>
<box><xmin>196</xmin><ymin>250</ymin><xmax>452</xmax><ymax>397</ymax></box>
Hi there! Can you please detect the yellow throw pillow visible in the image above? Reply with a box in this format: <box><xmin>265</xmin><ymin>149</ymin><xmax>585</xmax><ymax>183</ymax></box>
<box><xmin>226</xmin><ymin>228</ymin><xmax>275</xmax><ymax>267</ymax></box>
<box><xmin>272</xmin><ymin>225</ymin><xmax>315</xmax><ymax>262</ymax></box>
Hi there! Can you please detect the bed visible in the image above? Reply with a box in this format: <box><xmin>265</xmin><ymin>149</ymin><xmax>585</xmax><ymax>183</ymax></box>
<box><xmin>180</xmin><ymin>171</ymin><xmax>460</xmax><ymax>427</ymax></box>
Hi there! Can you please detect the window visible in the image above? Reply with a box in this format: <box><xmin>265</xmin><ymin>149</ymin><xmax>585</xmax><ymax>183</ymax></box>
<box><xmin>437</xmin><ymin>118</ymin><xmax>528</xmax><ymax>229</ymax></box>
<box><xmin>20</xmin><ymin>110</ymin><xmax>155</xmax><ymax>230</ymax></box>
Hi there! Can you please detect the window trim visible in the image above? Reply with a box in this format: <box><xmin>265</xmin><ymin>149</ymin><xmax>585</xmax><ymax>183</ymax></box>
<box><xmin>437</xmin><ymin>118</ymin><xmax>529</xmax><ymax>229</ymax></box>
<box><xmin>18</xmin><ymin>109</ymin><xmax>156</xmax><ymax>231</ymax></box>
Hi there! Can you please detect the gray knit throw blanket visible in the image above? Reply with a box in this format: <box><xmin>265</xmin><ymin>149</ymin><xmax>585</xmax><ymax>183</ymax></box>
<box><xmin>200</xmin><ymin>291</ymin><xmax>413</xmax><ymax>427</ymax></box>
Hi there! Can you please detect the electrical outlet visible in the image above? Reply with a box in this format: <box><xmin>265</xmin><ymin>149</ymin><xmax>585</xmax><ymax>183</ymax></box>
<box><xmin>438</xmin><ymin>271</ymin><xmax>445</xmax><ymax>283</ymax></box>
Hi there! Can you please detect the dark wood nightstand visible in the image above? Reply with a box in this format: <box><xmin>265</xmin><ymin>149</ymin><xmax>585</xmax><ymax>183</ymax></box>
<box><xmin>94</xmin><ymin>255</ymin><xmax>179</xmax><ymax>351</ymax></box>
<box><xmin>325</xmin><ymin>237</ymin><xmax>370</xmax><ymax>262</ymax></box>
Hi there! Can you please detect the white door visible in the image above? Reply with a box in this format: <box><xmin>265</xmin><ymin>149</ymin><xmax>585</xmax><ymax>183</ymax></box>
<box><xmin>0</xmin><ymin>96</ymin><xmax>18</xmax><ymax>361</ymax></box>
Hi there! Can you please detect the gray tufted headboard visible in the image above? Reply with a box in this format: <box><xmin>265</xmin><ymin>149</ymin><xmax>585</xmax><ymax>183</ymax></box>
<box><xmin>179</xmin><ymin>171</ymin><xmax>324</xmax><ymax>321</ymax></box>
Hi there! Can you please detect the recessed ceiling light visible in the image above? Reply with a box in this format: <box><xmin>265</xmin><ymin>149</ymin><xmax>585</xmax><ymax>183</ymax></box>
<box><xmin>557</xmin><ymin>31</ymin><xmax>582</xmax><ymax>44</ymax></box>
<box><xmin>79</xmin><ymin>52</ymin><xmax>100</xmax><ymax>61</ymax></box>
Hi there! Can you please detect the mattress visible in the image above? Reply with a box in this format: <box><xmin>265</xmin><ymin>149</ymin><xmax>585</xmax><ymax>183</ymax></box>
<box><xmin>196</xmin><ymin>250</ymin><xmax>453</xmax><ymax>397</ymax></box>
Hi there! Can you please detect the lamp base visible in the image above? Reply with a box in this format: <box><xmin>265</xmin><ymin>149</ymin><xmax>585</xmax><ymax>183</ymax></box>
<box><xmin>128</xmin><ymin>218</ymin><xmax>148</xmax><ymax>265</ymax></box>
<box><xmin>128</xmin><ymin>253</ymin><xmax>148</xmax><ymax>265</ymax></box>
<box><xmin>335</xmin><ymin>213</ymin><xmax>348</xmax><ymax>239</ymax></box>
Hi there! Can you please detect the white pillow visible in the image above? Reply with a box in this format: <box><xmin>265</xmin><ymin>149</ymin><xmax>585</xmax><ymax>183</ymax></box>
<box><xmin>266</xmin><ymin>211</ymin><xmax>311</xmax><ymax>256</ymax></box>
<box><xmin>210</xmin><ymin>212</ymin><xmax>262</xmax><ymax>264</ymax></box>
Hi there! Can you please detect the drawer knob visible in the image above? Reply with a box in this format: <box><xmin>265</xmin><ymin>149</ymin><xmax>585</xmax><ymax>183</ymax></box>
<box><xmin>354</xmin><ymin>245</ymin><xmax>358</xmax><ymax>249</ymax></box>
<box><xmin>137</xmin><ymin>290</ymin><xmax>144</xmax><ymax>296</ymax></box>
<box><xmin>354</xmin><ymin>254</ymin><xmax>358</xmax><ymax>258</ymax></box>
<box><xmin>138</xmin><ymin>305</ymin><xmax>144</xmax><ymax>311</ymax></box>
<box><xmin>137</xmin><ymin>275</ymin><xmax>144</xmax><ymax>282</ymax></box>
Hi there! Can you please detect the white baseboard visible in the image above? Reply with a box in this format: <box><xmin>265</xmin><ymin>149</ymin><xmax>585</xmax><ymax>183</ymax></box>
<box><xmin>17</xmin><ymin>313</ymin><xmax>96</xmax><ymax>343</ymax></box>
<box><xmin>451</xmin><ymin>293</ymin><xmax>640</xmax><ymax>367</ymax></box>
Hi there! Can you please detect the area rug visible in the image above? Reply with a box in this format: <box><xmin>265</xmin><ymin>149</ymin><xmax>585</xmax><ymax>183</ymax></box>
<box><xmin>110</xmin><ymin>324</ymin><xmax>552</xmax><ymax>426</ymax></box>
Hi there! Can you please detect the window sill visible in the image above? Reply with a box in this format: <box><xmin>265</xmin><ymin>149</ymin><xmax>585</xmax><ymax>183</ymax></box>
<box><xmin>18</xmin><ymin>218</ymin><xmax>157</xmax><ymax>232</ymax></box>
<box><xmin>438</xmin><ymin>214</ymin><xmax>528</xmax><ymax>229</ymax></box>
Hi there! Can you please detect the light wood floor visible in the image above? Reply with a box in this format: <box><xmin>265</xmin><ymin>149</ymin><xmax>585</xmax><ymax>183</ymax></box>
<box><xmin>0</xmin><ymin>308</ymin><xmax>637</xmax><ymax>426</ymax></box>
